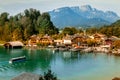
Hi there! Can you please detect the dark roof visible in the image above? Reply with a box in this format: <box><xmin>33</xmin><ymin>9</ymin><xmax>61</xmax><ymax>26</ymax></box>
<box><xmin>12</xmin><ymin>72</ymin><xmax>42</xmax><ymax>80</ymax></box>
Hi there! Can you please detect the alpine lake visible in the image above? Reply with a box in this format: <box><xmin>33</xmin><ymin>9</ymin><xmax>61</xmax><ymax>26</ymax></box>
<box><xmin>0</xmin><ymin>46</ymin><xmax>120</xmax><ymax>80</ymax></box>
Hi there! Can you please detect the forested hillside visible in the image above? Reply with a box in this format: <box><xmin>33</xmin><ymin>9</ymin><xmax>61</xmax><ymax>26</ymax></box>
<box><xmin>99</xmin><ymin>20</ymin><xmax>120</xmax><ymax>37</ymax></box>
<box><xmin>0</xmin><ymin>8</ymin><xmax>58</xmax><ymax>41</ymax></box>
<box><xmin>86</xmin><ymin>20</ymin><xmax>120</xmax><ymax>37</ymax></box>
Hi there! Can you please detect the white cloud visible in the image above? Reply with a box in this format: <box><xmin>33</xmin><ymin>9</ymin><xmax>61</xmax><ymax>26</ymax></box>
<box><xmin>0</xmin><ymin>0</ymin><xmax>120</xmax><ymax>16</ymax></box>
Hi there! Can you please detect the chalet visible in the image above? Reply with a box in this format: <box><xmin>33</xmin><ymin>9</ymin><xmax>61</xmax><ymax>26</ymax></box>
<box><xmin>4</xmin><ymin>41</ymin><xmax>24</xmax><ymax>48</ymax></box>
<box><xmin>39</xmin><ymin>35</ymin><xmax>54</xmax><ymax>45</ymax></box>
<box><xmin>28</xmin><ymin>34</ymin><xmax>53</xmax><ymax>46</ymax></box>
<box><xmin>71</xmin><ymin>34</ymin><xmax>90</xmax><ymax>47</ymax></box>
<box><xmin>62</xmin><ymin>34</ymin><xmax>89</xmax><ymax>47</ymax></box>
<box><xmin>91</xmin><ymin>33</ymin><xmax>107</xmax><ymax>45</ymax></box>
<box><xmin>92</xmin><ymin>33</ymin><xmax>107</xmax><ymax>40</ymax></box>
<box><xmin>30</xmin><ymin>35</ymin><xmax>39</xmax><ymax>43</ymax></box>
<box><xmin>72</xmin><ymin>34</ymin><xmax>86</xmax><ymax>46</ymax></box>
<box><xmin>28</xmin><ymin>35</ymin><xmax>40</xmax><ymax>46</ymax></box>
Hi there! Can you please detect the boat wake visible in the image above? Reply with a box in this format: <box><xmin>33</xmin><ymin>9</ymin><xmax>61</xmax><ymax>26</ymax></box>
<box><xmin>0</xmin><ymin>61</ymin><xmax>27</xmax><ymax>72</ymax></box>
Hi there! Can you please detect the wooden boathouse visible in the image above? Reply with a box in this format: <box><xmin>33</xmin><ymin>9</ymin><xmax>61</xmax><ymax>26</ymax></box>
<box><xmin>4</xmin><ymin>41</ymin><xmax>24</xmax><ymax>48</ymax></box>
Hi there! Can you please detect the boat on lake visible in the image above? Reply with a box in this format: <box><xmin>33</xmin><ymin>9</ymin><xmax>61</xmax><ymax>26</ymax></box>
<box><xmin>9</xmin><ymin>56</ymin><xmax>26</xmax><ymax>64</ymax></box>
<box><xmin>69</xmin><ymin>46</ymin><xmax>83</xmax><ymax>52</ymax></box>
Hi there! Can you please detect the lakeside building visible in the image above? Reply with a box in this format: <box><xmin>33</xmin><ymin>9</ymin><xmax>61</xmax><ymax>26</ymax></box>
<box><xmin>103</xmin><ymin>36</ymin><xmax>120</xmax><ymax>46</ymax></box>
<box><xmin>28</xmin><ymin>34</ymin><xmax>53</xmax><ymax>47</ymax></box>
<box><xmin>90</xmin><ymin>33</ymin><xmax>107</xmax><ymax>45</ymax></box>
<box><xmin>39</xmin><ymin>34</ymin><xmax>54</xmax><ymax>45</ymax></box>
<box><xmin>71</xmin><ymin>34</ymin><xmax>89</xmax><ymax>47</ymax></box>
<box><xmin>54</xmin><ymin>40</ymin><xmax>63</xmax><ymax>45</ymax></box>
<box><xmin>62</xmin><ymin>34</ymin><xmax>73</xmax><ymax>46</ymax></box>
<box><xmin>27</xmin><ymin>33</ymin><xmax>120</xmax><ymax>50</ymax></box>
<box><xmin>4</xmin><ymin>41</ymin><xmax>24</xmax><ymax>49</ymax></box>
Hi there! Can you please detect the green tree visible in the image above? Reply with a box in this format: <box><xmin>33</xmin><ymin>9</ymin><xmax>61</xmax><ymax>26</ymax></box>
<box><xmin>44</xmin><ymin>69</ymin><xmax>57</xmax><ymax>80</ymax></box>
<box><xmin>86</xmin><ymin>27</ymin><xmax>98</xmax><ymax>34</ymax></box>
<box><xmin>62</xmin><ymin>27</ymin><xmax>78</xmax><ymax>35</ymax></box>
<box><xmin>0</xmin><ymin>12</ymin><xmax>9</xmax><ymax>26</ymax></box>
<box><xmin>37</xmin><ymin>13</ymin><xmax>58</xmax><ymax>35</ymax></box>
<box><xmin>2</xmin><ymin>23</ymin><xmax>11</xmax><ymax>41</ymax></box>
<box><xmin>0</xmin><ymin>8</ymin><xmax>58</xmax><ymax>41</ymax></box>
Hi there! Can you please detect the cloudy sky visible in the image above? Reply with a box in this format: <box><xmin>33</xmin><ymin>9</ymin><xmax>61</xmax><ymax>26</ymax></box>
<box><xmin>0</xmin><ymin>0</ymin><xmax>120</xmax><ymax>16</ymax></box>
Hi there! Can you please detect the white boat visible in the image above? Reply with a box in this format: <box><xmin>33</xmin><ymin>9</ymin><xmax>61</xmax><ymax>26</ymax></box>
<box><xmin>69</xmin><ymin>47</ymin><xmax>81</xmax><ymax>52</ymax></box>
<box><xmin>9</xmin><ymin>56</ymin><xmax>26</xmax><ymax>64</ymax></box>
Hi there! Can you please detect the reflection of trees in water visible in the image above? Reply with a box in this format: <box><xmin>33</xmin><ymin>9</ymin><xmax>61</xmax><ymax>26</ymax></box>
<box><xmin>9</xmin><ymin>61</ymin><xmax>37</xmax><ymax>72</ymax></box>
<box><xmin>0</xmin><ymin>48</ymin><xmax>11</xmax><ymax>61</ymax></box>
<box><xmin>1</xmin><ymin>47</ymin><xmax>107</xmax><ymax>74</ymax></box>
<box><xmin>5</xmin><ymin>48</ymin><xmax>25</xmax><ymax>58</ymax></box>
<box><xmin>27</xmin><ymin>49</ymin><xmax>54</xmax><ymax>71</ymax></box>
<box><xmin>112</xmin><ymin>56</ymin><xmax>120</xmax><ymax>63</ymax></box>
<box><xmin>61</xmin><ymin>51</ymin><xmax>80</xmax><ymax>64</ymax></box>
<box><xmin>61</xmin><ymin>52</ymin><xmax>97</xmax><ymax>64</ymax></box>
<box><xmin>38</xmin><ymin>50</ymin><xmax>52</xmax><ymax>70</ymax></box>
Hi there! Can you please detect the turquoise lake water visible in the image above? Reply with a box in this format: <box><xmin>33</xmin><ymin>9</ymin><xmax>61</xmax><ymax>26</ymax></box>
<box><xmin>0</xmin><ymin>47</ymin><xmax>120</xmax><ymax>80</ymax></box>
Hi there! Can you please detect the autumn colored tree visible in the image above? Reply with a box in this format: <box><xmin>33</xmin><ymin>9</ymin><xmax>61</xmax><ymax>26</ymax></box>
<box><xmin>86</xmin><ymin>39</ymin><xmax>98</xmax><ymax>47</ymax></box>
<box><xmin>62</xmin><ymin>27</ymin><xmax>78</xmax><ymax>35</ymax></box>
<box><xmin>0</xmin><ymin>8</ymin><xmax>58</xmax><ymax>41</ymax></box>
<box><xmin>113</xmin><ymin>40</ymin><xmax>120</xmax><ymax>49</ymax></box>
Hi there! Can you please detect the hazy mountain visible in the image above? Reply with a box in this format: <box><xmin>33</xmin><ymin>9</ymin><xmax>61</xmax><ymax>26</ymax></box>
<box><xmin>49</xmin><ymin>5</ymin><xmax>120</xmax><ymax>28</ymax></box>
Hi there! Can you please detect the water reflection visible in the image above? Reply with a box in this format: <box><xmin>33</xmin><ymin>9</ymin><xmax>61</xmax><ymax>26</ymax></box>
<box><xmin>0</xmin><ymin>48</ymin><xmax>104</xmax><ymax>73</ymax></box>
<box><xmin>63</xmin><ymin>51</ymin><xmax>71</xmax><ymax>58</ymax></box>
<box><xmin>1</xmin><ymin>47</ymin><xmax>120</xmax><ymax>80</ymax></box>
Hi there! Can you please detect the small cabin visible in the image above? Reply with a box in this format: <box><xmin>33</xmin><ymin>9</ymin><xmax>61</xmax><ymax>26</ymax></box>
<box><xmin>4</xmin><ymin>41</ymin><xmax>24</xmax><ymax>49</ymax></box>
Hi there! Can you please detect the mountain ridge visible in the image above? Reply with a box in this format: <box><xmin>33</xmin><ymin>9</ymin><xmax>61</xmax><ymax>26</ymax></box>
<box><xmin>49</xmin><ymin>5</ymin><xmax>120</xmax><ymax>28</ymax></box>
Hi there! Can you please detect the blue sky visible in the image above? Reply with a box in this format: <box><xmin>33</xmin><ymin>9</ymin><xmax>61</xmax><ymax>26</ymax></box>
<box><xmin>0</xmin><ymin>0</ymin><xmax>120</xmax><ymax>16</ymax></box>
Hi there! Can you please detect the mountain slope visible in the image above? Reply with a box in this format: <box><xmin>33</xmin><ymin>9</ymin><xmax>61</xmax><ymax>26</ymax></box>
<box><xmin>49</xmin><ymin>5</ymin><xmax>120</xmax><ymax>28</ymax></box>
<box><xmin>111</xmin><ymin>20</ymin><xmax>120</xmax><ymax>27</ymax></box>
<box><xmin>49</xmin><ymin>7</ymin><xmax>87</xmax><ymax>27</ymax></box>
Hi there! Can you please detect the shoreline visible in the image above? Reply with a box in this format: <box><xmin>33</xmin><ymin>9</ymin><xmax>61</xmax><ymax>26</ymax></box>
<box><xmin>23</xmin><ymin>45</ymin><xmax>120</xmax><ymax>57</ymax></box>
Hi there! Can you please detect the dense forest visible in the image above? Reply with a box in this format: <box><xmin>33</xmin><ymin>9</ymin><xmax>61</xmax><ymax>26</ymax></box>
<box><xmin>86</xmin><ymin>20</ymin><xmax>120</xmax><ymax>37</ymax></box>
<box><xmin>60</xmin><ymin>20</ymin><xmax>120</xmax><ymax>37</ymax></box>
<box><xmin>0</xmin><ymin>8</ymin><xmax>58</xmax><ymax>42</ymax></box>
<box><xmin>0</xmin><ymin>8</ymin><xmax>120</xmax><ymax>42</ymax></box>
<box><xmin>100</xmin><ymin>20</ymin><xmax>120</xmax><ymax>37</ymax></box>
